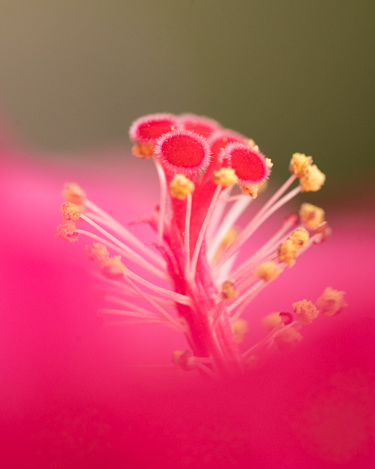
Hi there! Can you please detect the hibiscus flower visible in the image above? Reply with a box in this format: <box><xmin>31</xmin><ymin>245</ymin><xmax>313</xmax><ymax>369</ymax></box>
<box><xmin>56</xmin><ymin>113</ymin><xmax>344</xmax><ymax>375</ymax></box>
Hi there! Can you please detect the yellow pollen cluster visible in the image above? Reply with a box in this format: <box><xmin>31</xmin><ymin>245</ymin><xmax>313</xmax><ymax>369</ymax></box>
<box><xmin>232</xmin><ymin>319</ymin><xmax>248</xmax><ymax>343</ymax></box>
<box><xmin>85</xmin><ymin>242</ymin><xmax>110</xmax><ymax>263</ymax></box>
<box><xmin>213</xmin><ymin>167</ymin><xmax>238</xmax><ymax>187</ymax></box>
<box><xmin>62</xmin><ymin>183</ymin><xmax>86</xmax><ymax>206</ymax></box>
<box><xmin>278</xmin><ymin>239</ymin><xmax>298</xmax><ymax>267</ymax></box>
<box><xmin>132</xmin><ymin>142</ymin><xmax>154</xmax><ymax>159</ymax></box>
<box><xmin>293</xmin><ymin>299</ymin><xmax>319</xmax><ymax>326</ymax></box>
<box><xmin>278</xmin><ymin>228</ymin><xmax>309</xmax><ymax>267</ymax></box>
<box><xmin>289</xmin><ymin>153</ymin><xmax>325</xmax><ymax>192</ymax></box>
<box><xmin>289</xmin><ymin>153</ymin><xmax>313</xmax><ymax>178</ymax></box>
<box><xmin>289</xmin><ymin>228</ymin><xmax>309</xmax><ymax>248</ymax></box>
<box><xmin>265</xmin><ymin>158</ymin><xmax>273</xmax><ymax>168</ymax></box>
<box><xmin>169</xmin><ymin>174</ymin><xmax>195</xmax><ymax>200</ymax></box>
<box><xmin>56</xmin><ymin>220</ymin><xmax>79</xmax><ymax>243</ymax></box>
<box><xmin>221</xmin><ymin>280</ymin><xmax>238</xmax><ymax>301</ymax></box>
<box><xmin>299</xmin><ymin>203</ymin><xmax>325</xmax><ymax>230</ymax></box>
<box><xmin>256</xmin><ymin>261</ymin><xmax>280</xmax><ymax>283</ymax></box>
<box><xmin>101</xmin><ymin>256</ymin><xmax>126</xmax><ymax>280</ymax></box>
<box><xmin>248</xmin><ymin>138</ymin><xmax>256</xmax><ymax>148</ymax></box>
<box><xmin>274</xmin><ymin>327</ymin><xmax>303</xmax><ymax>351</ymax></box>
<box><xmin>61</xmin><ymin>202</ymin><xmax>80</xmax><ymax>221</ymax></box>
<box><xmin>86</xmin><ymin>243</ymin><xmax>125</xmax><ymax>280</ymax></box>
<box><xmin>262</xmin><ymin>312</ymin><xmax>282</xmax><ymax>331</ymax></box>
<box><xmin>316</xmin><ymin>287</ymin><xmax>347</xmax><ymax>317</ymax></box>
<box><xmin>300</xmin><ymin>164</ymin><xmax>326</xmax><ymax>192</ymax></box>
<box><xmin>241</xmin><ymin>183</ymin><xmax>260</xmax><ymax>199</ymax></box>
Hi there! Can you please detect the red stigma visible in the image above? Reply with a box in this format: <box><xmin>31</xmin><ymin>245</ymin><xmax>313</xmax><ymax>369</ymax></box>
<box><xmin>155</xmin><ymin>130</ymin><xmax>211</xmax><ymax>176</ymax></box>
<box><xmin>208</xmin><ymin>130</ymin><xmax>247</xmax><ymax>158</ymax></box>
<box><xmin>179</xmin><ymin>114</ymin><xmax>220</xmax><ymax>137</ymax></box>
<box><xmin>225</xmin><ymin>143</ymin><xmax>269</xmax><ymax>184</ymax></box>
<box><xmin>130</xmin><ymin>113</ymin><xmax>177</xmax><ymax>143</ymax></box>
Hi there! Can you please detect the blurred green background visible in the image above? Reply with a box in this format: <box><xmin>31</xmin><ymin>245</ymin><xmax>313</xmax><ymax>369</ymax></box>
<box><xmin>0</xmin><ymin>0</ymin><xmax>373</xmax><ymax>205</ymax></box>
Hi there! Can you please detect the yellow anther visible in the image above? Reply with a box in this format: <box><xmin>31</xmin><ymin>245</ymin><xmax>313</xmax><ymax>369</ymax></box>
<box><xmin>232</xmin><ymin>319</ymin><xmax>248</xmax><ymax>343</ymax></box>
<box><xmin>169</xmin><ymin>174</ymin><xmax>195</xmax><ymax>200</ymax></box>
<box><xmin>56</xmin><ymin>220</ymin><xmax>79</xmax><ymax>243</ymax></box>
<box><xmin>86</xmin><ymin>243</ymin><xmax>125</xmax><ymax>279</ymax></box>
<box><xmin>221</xmin><ymin>280</ymin><xmax>238</xmax><ymax>301</ymax></box>
<box><xmin>248</xmin><ymin>138</ymin><xmax>256</xmax><ymax>148</ymax></box>
<box><xmin>85</xmin><ymin>243</ymin><xmax>110</xmax><ymax>264</ymax></box>
<box><xmin>265</xmin><ymin>158</ymin><xmax>273</xmax><ymax>168</ymax></box>
<box><xmin>213</xmin><ymin>167</ymin><xmax>238</xmax><ymax>187</ymax></box>
<box><xmin>289</xmin><ymin>227</ymin><xmax>309</xmax><ymax>248</ymax></box>
<box><xmin>299</xmin><ymin>203</ymin><xmax>325</xmax><ymax>230</ymax></box>
<box><xmin>316</xmin><ymin>287</ymin><xmax>347</xmax><ymax>317</ymax></box>
<box><xmin>293</xmin><ymin>299</ymin><xmax>319</xmax><ymax>326</ymax></box>
<box><xmin>241</xmin><ymin>183</ymin><xmax>260</xmax><ymax>199</ymax></box>
<box><xmin>274</xmin><ymin>327</ymin><xmax>303</xmax><ymax>351</ymax></box>
<box><xmin>278</xmin><ymin>228</ymin><xmax>309</xmax><ymax>265</ymax></box>
<box><xmin>289</xmin><ymin>153</ymin><xmax>312</xmax><ymax>178</ymax></box>
<box><xmin>61</xmin><ymin>202</ymin><xmax>80</xmax><ymax>222</ymax></box>
<box><xmin>262</xmin><ymin>312</ymin><xmax>282</xmax><ymax>331</ymax></box>
<box><xmin>278</xmin><ymin>238</ymin><xmax>299</xmax><ymax>267</ymax></box>
<box><xmin>100</xmin><ymin>255</ymin><xmax>126</xmax><ymax>280</ymax></box>
<box><xmin>62</xmin><ymin>183</ymin><xmax>86</xmax><ymax>205</ymax></box>
<box><xmin>256</xmin><ymin>261</ymin><xmax>281</xmax><ymax>283</ymax></box>
<box><xmin>300</xmin><ymin>164</ymin><xmax>326</xmax><ymax>192</ymax></box>
<box><xmin>242</xmin><ymin>180</ymin><xmax>268</xmax><ymax>198</ymax></box>
<box><xmin>132</xmin><ymin>142</ymin><xmax>154</xmax><ymax>159</ymax></box>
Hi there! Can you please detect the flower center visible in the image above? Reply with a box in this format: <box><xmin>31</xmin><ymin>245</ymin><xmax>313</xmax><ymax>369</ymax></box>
<box><xmin>57</xmin><ymin>113</ymin><xmax>342</xmax><ymax>378</ymax></box>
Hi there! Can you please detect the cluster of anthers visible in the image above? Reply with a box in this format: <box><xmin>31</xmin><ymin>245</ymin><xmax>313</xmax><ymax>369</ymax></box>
<box><xmin>57</xmin><ymin>113</ymin><xmax>346</xmax><ymax>377</ymax></box>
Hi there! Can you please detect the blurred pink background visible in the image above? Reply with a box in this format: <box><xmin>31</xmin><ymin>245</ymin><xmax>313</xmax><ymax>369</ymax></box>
<box><xmin>1</xmin><ymin>147</ymin><xmax>374</xmax><ymax>467</ymax></box>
